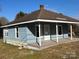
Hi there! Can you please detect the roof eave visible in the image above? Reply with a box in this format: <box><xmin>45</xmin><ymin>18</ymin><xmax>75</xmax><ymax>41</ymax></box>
<box><xmin>1</xmin><ymin>19</ymin><xmax>79</xmax><ymax>28</ymax></box>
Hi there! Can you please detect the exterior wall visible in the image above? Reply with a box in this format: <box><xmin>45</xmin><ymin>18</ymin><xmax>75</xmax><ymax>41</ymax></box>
<box><xmin>3</xmin><ymin>22</ymin><xmax>69</xmax><ymax>46</ymax></box>
<box><xmin>3</xmin><ymin>28</ymin><xmax>17</xmax><ymax>45</ymax></box>
<box><xmin>3</xmin><ymin>23</ymin><xmax>36</xmax><ymax>46</ymax></box>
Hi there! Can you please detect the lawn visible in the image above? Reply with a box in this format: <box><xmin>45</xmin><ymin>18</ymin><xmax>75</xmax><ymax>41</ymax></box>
<box><xmin>0</xmin><ymin>40</ymin><xmax>79</xmax><ymax>59</ymax></box>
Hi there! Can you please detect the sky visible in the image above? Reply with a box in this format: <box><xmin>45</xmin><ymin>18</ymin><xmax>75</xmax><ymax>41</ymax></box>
<box><xmin>0</xmin><ymin>0</ymin><xmax>79</xmax><ymax>21</ymax></box>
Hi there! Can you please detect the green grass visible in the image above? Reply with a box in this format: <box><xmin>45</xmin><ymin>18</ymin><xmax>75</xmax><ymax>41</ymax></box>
<box><xmin>0</xmin><ymin>40</ymin><xmax>79</xmax><ymax>59</ymax></box>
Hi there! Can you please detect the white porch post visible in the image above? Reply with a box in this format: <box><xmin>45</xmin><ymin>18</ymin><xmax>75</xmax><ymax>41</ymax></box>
<box><xmin>56</xmin><ymin>23</ymin><xmax>58</xmax><ymax>43</ymax></box>
<box><xmin>70</xmin><ymin>24</ymin><xmax>73</xmax><ymax>40</ymax></box>
<box><xmin>38</xmin><ymin>23</ymin><xmax>41</xmax><ymax>47</ymax></box>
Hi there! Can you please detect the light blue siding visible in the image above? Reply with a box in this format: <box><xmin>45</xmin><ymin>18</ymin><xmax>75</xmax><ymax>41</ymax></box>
<box><xmin>18</xmin><ymin>27</ymin><xmax>36</xmax><ymax>44</ymax></box>
<box><xmin>8</xmin><ymin>28</ymin><xmax>15</xmax><ymax>38</ymax></box>
<box><xmin>4</xmin><ymin>28</ymin><xmax>16</xmax><ymax>40</ymax></box>
<box><xmin>3</xmin><ymin>28</ymin><xmax>19</xmax><ymax>45</ymax></box>
<box><xmin>18</xmin><ymin>27</ymin><xmax>27</xmax><ymax>39</ymax></box>
<box><xmin>50</xmin><ymin>34</ymin><xmax>68</xmax><ymax>40</ymax></box>
<box><xmin>4</xmin><ymin>26</ymin><xmax>36</xmax><ymax>46</ymax></box>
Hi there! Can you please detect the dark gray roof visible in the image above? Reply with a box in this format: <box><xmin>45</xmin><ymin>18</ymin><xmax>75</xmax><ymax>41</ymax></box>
<box><xmin>8</xmin><ymin>6</ymin><xmax>79</xmax><ymax>25</ymax></box>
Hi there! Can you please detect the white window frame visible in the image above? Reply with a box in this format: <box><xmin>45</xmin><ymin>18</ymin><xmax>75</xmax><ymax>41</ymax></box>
<box><xmin>4</xmin><ymin>29</ymin><xmax>8</xmax><ymax>37</ymax></box>
<box><xmin>15</xmin><ymin>27</ymin><xmax>19</xmax><ymax>38</ymax></box>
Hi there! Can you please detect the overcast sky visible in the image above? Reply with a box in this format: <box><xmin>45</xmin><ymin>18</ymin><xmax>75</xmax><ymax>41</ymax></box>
<box><xmin>0</xmin><ymin>0</ymin><xmax>79</xmax><ymax>21</ymax></box>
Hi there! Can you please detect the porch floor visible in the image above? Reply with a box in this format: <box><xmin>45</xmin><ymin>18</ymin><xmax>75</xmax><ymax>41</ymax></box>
<box><xmin>26</xmin><ymin>38</ymin><xmax>79</xmax><ymax>50</ymax></box>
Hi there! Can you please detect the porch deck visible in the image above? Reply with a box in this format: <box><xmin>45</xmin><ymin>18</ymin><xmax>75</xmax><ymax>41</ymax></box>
<box><xmin>26</xmin><ymin>38</ymin><xmax>79</xmax><ymax>50</ymax></box>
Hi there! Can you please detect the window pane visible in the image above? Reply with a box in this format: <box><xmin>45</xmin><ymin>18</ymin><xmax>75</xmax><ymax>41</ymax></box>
<box><xmin>5</xmin><ymin>29</ymin><xmax>8</xmax><ymax>36</ymax></box>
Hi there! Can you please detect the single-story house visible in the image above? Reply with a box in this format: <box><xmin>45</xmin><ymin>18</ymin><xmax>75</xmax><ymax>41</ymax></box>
<box><xmin>1</xmin><ymin>5</ymin><xmax>79</xmax><ymax>49</ymax></box>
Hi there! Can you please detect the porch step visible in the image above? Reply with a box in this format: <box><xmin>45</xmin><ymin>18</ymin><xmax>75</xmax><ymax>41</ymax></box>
<box><xmin>23</xmin><ymin>45</ymin><xmax>40</xmax><ymax>50</ymax></box>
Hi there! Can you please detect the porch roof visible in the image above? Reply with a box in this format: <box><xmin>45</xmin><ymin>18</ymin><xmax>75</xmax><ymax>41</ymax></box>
<box><xmin>1</xmin><ymin>5</ymin><xmax>79</xmax><ymax>27</ymax></box>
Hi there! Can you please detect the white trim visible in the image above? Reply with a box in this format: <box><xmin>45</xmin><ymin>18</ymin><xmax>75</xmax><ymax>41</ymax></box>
<box><xmin>15</xmin><ymin>28</ymin><xmax>17</xmax><ymax>38</ymax></box>
<box><xmin>38</xmin><ymin>23</ymin><xmax>41</xmax><ymax>47</ymax></box>
<box><xmin>56</xmin><ymin>24</ymin><xmax>58</xmax><ymax>43</ymax></box>
<box><xmin>70</xmin><ymin>24</ymin><xmax>73</xmax><ymax>40</ymax></box>
<box><xmin>15</xmin><ymin>28</ymin><xmax>19</xmax><ymax>39</ymax></box>
<box><xmin>1</xmin><ymin>19</ymin><xmax>79</xmax><ymax>28</ymax></box>
<box><xmin>1</xmin><ymin>20</ymin><xmax>39</xmax><ymax>27</ymax></box>
<box><xmin>38</xmin><ymin>19</ymin><xmax>79</xmax><ymax>24</ymax></box>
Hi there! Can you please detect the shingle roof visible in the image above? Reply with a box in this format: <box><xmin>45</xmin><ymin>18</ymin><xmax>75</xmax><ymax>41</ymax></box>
<box><xmin>8</xmin><ymin>5</ymin><xmax>79</xmax><ymax>25</ymax></box>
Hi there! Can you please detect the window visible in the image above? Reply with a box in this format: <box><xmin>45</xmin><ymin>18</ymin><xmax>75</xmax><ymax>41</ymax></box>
<box><xmin>4</xmin><ymin>29</ymin><xmax>8</xmax><ymax>37</ymax></box>
<box><xmin>44</xmin><ymin>24</ymin><xmax>50</xmax><ymax>35</ymax></box>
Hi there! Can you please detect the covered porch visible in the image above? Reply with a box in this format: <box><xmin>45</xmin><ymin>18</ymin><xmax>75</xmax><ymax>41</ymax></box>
<box><xmin>34</xmin><ymin>22</ymin><xmax>73</xmax><ymax>46</ymax></box>
<box><xmin>26</xmin><ymin>21</ymin><xmax>79</xmax><ymax>50</ymax></box>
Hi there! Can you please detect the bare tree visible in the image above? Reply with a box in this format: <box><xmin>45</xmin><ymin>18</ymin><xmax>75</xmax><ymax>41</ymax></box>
<box><xmin>0</xmin><ymin>17</ymin><xmax>9</xmax><ymax>26</ymax></box>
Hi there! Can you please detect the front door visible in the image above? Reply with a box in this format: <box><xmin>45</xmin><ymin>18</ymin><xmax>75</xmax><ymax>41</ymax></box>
<box><xmin>44</xmin><ymin>24</ymin><xmax>50</xmax><ymax>40</ymax></box>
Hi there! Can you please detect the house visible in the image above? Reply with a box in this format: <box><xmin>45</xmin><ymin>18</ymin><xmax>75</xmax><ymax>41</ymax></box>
<box><xmin>0</xmin><ymin>17</ymin><xmax>8</xmax><ymax>39</ymax></box>
<box><xmin>1</xmin><ymin>5</ymin><xmax>79</xmax><ymax>50</ymax></box>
